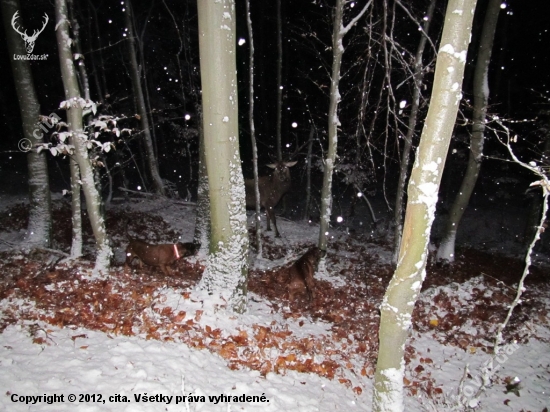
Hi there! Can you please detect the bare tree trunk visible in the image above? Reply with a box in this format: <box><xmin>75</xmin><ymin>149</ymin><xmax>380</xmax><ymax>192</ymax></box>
<box><xmin>196</xmin><ymin>0</ymin><xmax>249</xmax><ymax>314</ymax></box>
<box><xmin>55</xmin><ymin>0</ymin><xmax>112</xmax><ymax>273</ymax></box>
<box><xmin>87</xmin><ymin>2</ymin><xmax>108</xmax><ymax>100</ymax></box>
<box><xmin>69</xmin><ymin>158</ymin><xmax>82</xmax><ymax>257</ymax></box>
<box><xmin>2</xmin><ymin>0</ymin><xmax>52</xmax><ymax>248</ymax></box>
<box><xmin>437</xmin><ymin>0</ymin><xmax>500</xmax><ymax>263</ymax></box>
<box><xmin>318</xmin><ymin>0</ymin><xmax>372</xmax><ymax>252</ymax></box>
<box><xmin>303</xmin><ymin>125</ymin><xmax>315</xmax><ymax>220</ymax></box>
<box><xmin>68</xmin><ymin>0</ymin><xmax>90</xmax><ymax>100</ymax></box>
<box><xmin>275</xmin><ymin>0</ymin><xmax>283</xmax><ymax>162</ymax></box>
<box><xmin>246</xmin><ymin>0</ymin><xmax>262</xmax><ymax>257</ymax></box>
<box><xmin>193</xmin><ymin>109</ymin><xmax>210</xmax><ymax>255</ymax></box>
<box><xmin>124</xmin><ymin>0</ymin><xmax>165</xmax><ymax>196</ymax></box>
<box><xmin>373</xmin><ymin>0</ymin><xmax>477</xmax><ymax>409</ymax></box>
<box><xmin>392</xmin><ymin>0</ymin><xmax>437</xmax><ymax>264</ymax></box>
<box><xmin>137</xmin><ymin>2</ymin><xmax>160</xmax><ymax>161</ymax></box>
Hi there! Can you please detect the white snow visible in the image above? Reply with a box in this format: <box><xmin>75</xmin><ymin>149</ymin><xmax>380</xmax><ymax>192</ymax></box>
<box><xmin>0</xmin><ymin>195</ymin><xmax>549</xmax><ymax>411</ymax></box>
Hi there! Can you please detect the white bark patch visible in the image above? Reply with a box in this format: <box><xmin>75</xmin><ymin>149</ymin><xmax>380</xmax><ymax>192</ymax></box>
<box><xmin>422</xmin><ymin>161</ymin><xmax>439</xmax><ymax>174</ymax></box>
<box><xmin>377</xmin><ymin>368</ymin><xmax>404</xmax><ymax>412</ymax></box>
<box><xmin>439</xmin><ymin>44</ymin><xmax>467</xmax><ymax>63</ymax></box>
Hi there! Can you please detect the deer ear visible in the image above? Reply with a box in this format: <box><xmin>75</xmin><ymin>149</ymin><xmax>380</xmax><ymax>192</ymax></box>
<box><xmin>266</xmin><ymin>163</ymin><xmax>276</xmax><ymax>169</ymax></box>
<box><xmin>284</xmin><ymin>161</ymin><xmax>298</xmax><ymax>167</ymax></box>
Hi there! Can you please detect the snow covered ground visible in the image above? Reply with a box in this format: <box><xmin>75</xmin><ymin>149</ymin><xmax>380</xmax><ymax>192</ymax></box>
<box><xmin>0</xmin><ymin>195</ymin><xmax>549</xmax><ymax>411</ymax></box>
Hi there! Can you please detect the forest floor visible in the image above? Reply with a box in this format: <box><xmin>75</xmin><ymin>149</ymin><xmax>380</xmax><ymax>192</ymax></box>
<box><xmin>0</xmin><ymin>195</ymin><xmax>549</xmax><ymax>411</ymax></box>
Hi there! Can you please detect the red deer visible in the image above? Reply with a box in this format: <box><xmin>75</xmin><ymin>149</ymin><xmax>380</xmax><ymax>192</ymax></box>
<box><xmin>125</xmin><ymin>239</ymin><xmax>198</xmax><ymax>275</ymax></box>
<box><xmin>286</xmin><ymin>247</ymin><xmax>324</xmax><ymax>301</ymax></box>
<box><xmin>245</xmin><ymin>160</ymin><xmax>297</xmax><ymax>237</ymax></box>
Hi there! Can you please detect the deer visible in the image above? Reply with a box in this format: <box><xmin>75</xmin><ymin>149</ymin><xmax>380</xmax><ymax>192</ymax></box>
<box><xmin>11</xmin><ymin>11</ymin><xmax>49</xmax><ymax>54</ymax></box>
<box><xmin>245</xmin><ymin>160</ymin><xmax>297</xmax><ymax>237</ymax></box>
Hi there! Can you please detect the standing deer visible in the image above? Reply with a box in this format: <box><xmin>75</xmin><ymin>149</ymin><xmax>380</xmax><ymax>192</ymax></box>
<box><xmin>245</xmin><ymin>160</ymin><xmax>297</xmax><ymax>237</ymax></box>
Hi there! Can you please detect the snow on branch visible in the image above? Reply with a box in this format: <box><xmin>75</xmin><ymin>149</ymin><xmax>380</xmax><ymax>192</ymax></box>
<box><xmin>341</xmin><ymin>0</ymin><xmax>373</xmax><ymax>36</ymax></box>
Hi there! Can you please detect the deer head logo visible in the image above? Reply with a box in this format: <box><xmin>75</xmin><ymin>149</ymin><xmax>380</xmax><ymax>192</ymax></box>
<box><xmin>11</xmin><ymin>11</ymin><xmax>49</xmax><ymax>54</ymax></box>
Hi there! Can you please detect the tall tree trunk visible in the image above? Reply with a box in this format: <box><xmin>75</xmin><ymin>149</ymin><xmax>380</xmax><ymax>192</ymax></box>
<box><xmin>318</xmin><ymin>0</ymin><xmax>372</xmax><ymax>252</ymax></box>
<box><xmin>275</xmin><ymin>0</ymin><xmax>283</xmax><ymax>162</ymax></box>
<box><xmin>373</xmin><ymin>0</ymin><xmax>477</xmax><ymax>410</ymax></box>
<box><xmin>303</xmin><ymin>125</ymin><xmax>315</xmax><ymax>220</ymax></box>
<box><xmin>193</xmin><ymin>108</ymin><xmax>210</xmax><ymax>255</ymax></box>
<box><xmin>68</xmin><ymin>0</ymin><xmax>90</xmax><ymax>101</ymax></box>
<box><xmin>245</xmin><ymin>0</ymin><xmax>262</xmax><ymax>257</ymax></box>
<box><xmin>392</xmin><ymin>0</ymin><xmax>437</xmax><ymax>264</ymax></box>
<box><xmin>69</xmin><ymin>158</ymin><xmax>82</xmax><ymax>257</ymax></box>
<box><xmin>55</xmin><ymin>0</ymin><xmax>112</xmax><ymax>273</ymax></box>
<box><xmin>437</xmin><ymin>0</ymin><xmax>500</xmax><ymax>263</ymax></box>
<box><xmin>2</xmin><ymin>0</ymin><xmax>52</xmax><ymax>248</ymax></box>
<box><xmin>124</xmin><ymin>0</ymin><xmax>165</xmax><ymax>196</ymax></box>
<box><xmin>196</xmin><ymin>0</ymin><xmax>249</xmax><ymax>314</ymax></box>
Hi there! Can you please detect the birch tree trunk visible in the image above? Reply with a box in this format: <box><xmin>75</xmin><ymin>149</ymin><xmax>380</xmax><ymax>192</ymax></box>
<box><xmin>55</xmin><ymin>0</ymin><xmax>112</xmax><ymax>273</ymax></box>
<box><xmin>437</xmin><ymin>0</ymin><xmax>501</xmax><ymax>263</ymax></box>
<box><xmin>124</xmin><ymin>0</ymin><xmax>165</xmax><ymax>196</ymax></box>
<box><xmin>196</xmin><ymin>0</ymin><xmax>249</xmax><ymax>314</ymax></box>
<box><xmin>373</xmin><ymin>0</ymin><xmax>477</xmax><ymax>410</ymax></box>
<box><xmin>318</xmin><ymin>0</ymin><xmax>372</xmax><ymax>251</ymax></box>
<box><xmin>2</xmin><ymin>0</ymin><xmax>52</xmax><ymax>248</ymax></box>
<box><xmin>392</xmin><ymin>0</ymin><xmax>437</xmax><ymax>264</ymax></box>
<box><xmin>245</xmin><ymin>0</ymin><xmax>262</xmax><ymax>257</ymax></box>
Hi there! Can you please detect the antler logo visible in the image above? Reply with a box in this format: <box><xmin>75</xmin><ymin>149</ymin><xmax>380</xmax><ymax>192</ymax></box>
<box><xmin>11</xmin><ymin>11</ymin><xmax>49</xmax><ymax>54</ymax></box>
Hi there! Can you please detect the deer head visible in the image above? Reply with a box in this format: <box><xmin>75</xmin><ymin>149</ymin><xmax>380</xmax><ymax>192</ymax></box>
<box><xmin>266</xmin><ymin>161</ymin><xmax>297</xmax><ymax>184</ymax></box>
<box><xmin>11</xmin><ymin>11</ymin><xmax>49</xmax><ymax>54</ymax></box>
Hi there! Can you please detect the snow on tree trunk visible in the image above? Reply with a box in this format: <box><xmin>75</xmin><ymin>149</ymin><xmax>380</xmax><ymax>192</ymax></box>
<box><xmin>318</xmin><ymin>0</ymin><xmax>372</xmax><ymax>252</ymax></box>
<box><xmin>193</xmin><ymin>119</ymin><xmax>210</xmax><ymax>255</ymax></box>
<box><xmin>392</xmin><ymin>0</ymin><xmax>436</xmax><ymax>264</ymax></box>
<box><xmin>124</xmin><ymin>0</ymin><xmax>165</xmax><ymax>196</ymax></box>
<box><xmin>2</xmin><ymin>0</ymin><xmax>52</xmax><ymax>248</ymax></box>
<box><xmin>437</xmin><ymin>0</ymin><xmax>501</xmax><ymax>263</ymax></box>
<box><xmin>196</xmin><ymin>0</ymin><xmax>249</xmax><ymax>314</ymax></box>
<box><xmin>245</xmin><ymin>0</ymin><xmax>262</xmax><ymax>257</ymax></box>
<box><xmin>69</xmin><ymin>158</ymin><xmax>83</xmax><ymax>258</ymax></box>
<box><xmin>55</xmin><ymin>0</ymin><xmax>112</xmax><ymax>274</ymax></box>
<box><xmin>373</xmin><ymin>1</ymin><xmax>477</xmax><ymax>410</ymax></box>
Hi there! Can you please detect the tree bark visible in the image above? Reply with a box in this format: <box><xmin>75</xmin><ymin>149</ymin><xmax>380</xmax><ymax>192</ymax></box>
<box><xmin>318</xmin><ymin>0</ymin><xmax>371</xmax><ymax>251</ymax></box>
<box><xmin>437</xmin><ymin>0</ymin><xmax>500</xmax><ymax>262</ymax></box>
<box><xmin>245</xmin><ymin>0</ymin><xmax>262</xmax><ymax>257</ymax></box>
<box><xmin>2</xmin><ymin>0</ymin><xmax>52</xmax><ymax>248</ymax></box>
<box><xmin>275</xmin><ymin>0</ymin><xmax>283</xmax><ymax>162</ymax></box>
<box><xmin>392</xmin><ymin>0</ymin><xmax>437</xmax><ymax>264</ymax></box>
<box><xmin>55</xmin><ymin>0</ymin><xmax>112</xmax><ymax>273</ymax></box>
<box><xmin>373</xmin><ymin>0</ymin><xmax>477</xmax><ymax>410</ymax></box>
<box><xmin>196</xmin><ymin>0</ymin><xmax>249</xmax><ymax>314</ymax></box>
<box><xmin>193</xmin><ymin>109</ymin><xmax>210</xmax><ymax>254</ymax></box>
<box><xmin>124</xmin><ymin>0</ymin><xmax>165</xmax><ymax>196</ymax></box>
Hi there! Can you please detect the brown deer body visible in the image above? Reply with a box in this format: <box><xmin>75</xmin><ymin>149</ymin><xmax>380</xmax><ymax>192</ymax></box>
<box><xmin>245</xmin><ymin>161</ymin><xmax>297</xmax><ymax>237</ymax></box>
<box><xmin>286</xmin><ymin>247</ymin><xmax>324</xmax><ymax>301</ymax></box>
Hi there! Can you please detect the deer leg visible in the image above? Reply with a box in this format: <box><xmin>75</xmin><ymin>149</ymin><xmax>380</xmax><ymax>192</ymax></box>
<box><xmin>265</xmin><ymin>207</ymin><xmax>273</xmax><ymax>232</ymax></box>
<box><xmin>267</xmin><ymin>207</ymin><xmax>281</xmax><ymax>237</ymax></box>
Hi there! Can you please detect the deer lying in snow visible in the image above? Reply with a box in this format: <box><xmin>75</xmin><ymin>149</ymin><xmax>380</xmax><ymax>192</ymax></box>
<box><xmin>244</xmin><ymin>160</ymin><xmax>297</xmax><ymax>237</ymax></box>
<box><xmin>125</xmin><ymin>239</ymin><xmax>198</xmax><ymax>275</ymax></box>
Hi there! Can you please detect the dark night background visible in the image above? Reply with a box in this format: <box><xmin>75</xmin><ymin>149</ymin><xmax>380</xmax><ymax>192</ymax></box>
<box><xmin>1</xmin><ymin>0</ymin><xmax>549</xmax><ymax>237</ymax></box>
